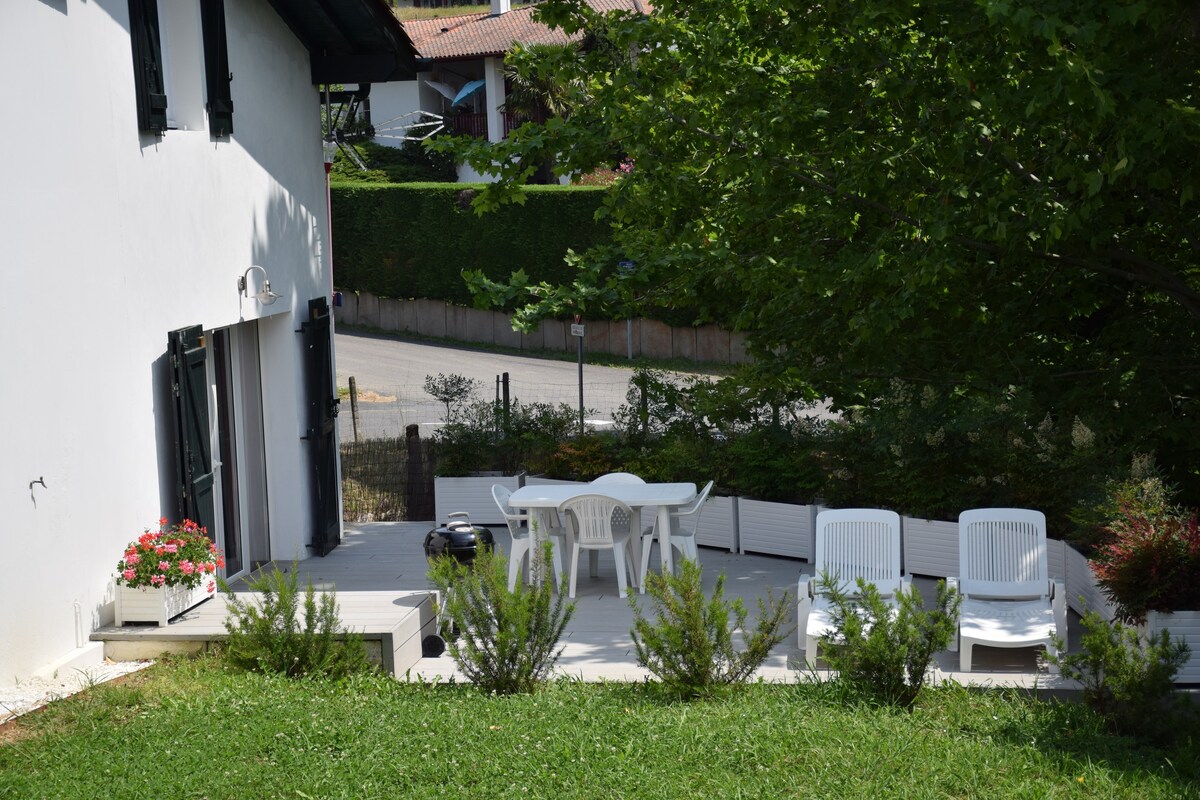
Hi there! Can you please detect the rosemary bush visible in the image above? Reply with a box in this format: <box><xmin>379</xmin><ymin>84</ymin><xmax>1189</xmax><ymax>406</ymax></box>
<box><xmin>818</xmin><ymin>575</ymin><xmax>960</xmax><ymax>709</ymax></box>
<box><xmin>219</xmin><ymin>564</ymin><xmax>371</xmax><ymax>679</ymax></box>
<box><xmin>429</xmin><ymin>542</ymin><xmax>574</xmax><ymax>694</ymax></box>
<box><xmin>629</xmin><ymin>559</ymin><xmax>792</xmax><ymax>698</ymax></box>
<box><xmin>1048</xmin><ymin>609</ymin><xmax>1193</xmax><ymax>743</ymax></box>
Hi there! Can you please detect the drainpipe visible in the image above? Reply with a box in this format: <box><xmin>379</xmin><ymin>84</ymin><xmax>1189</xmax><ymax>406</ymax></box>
<box><xmin>323</xmin><ymin>136</ymin><xmax>337</xmax><ymax>302</ymax></box>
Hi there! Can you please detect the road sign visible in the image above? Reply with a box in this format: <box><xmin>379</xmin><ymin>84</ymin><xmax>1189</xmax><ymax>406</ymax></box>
<box><xmin>570</xmin><ymin>324</ymin><xmax>585</xmax><ymax>337</ymax></box>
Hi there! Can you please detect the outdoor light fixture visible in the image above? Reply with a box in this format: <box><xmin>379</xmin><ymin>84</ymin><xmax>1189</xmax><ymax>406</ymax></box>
<box><xmin>323</xmin><ymin>136</ymin><xmax>338</xmax><ymax>174</ymax></box>
<box><xmin>238</xmin><ymin>265</ymin><xmax>281</xmax><ymax>305</ymax></box>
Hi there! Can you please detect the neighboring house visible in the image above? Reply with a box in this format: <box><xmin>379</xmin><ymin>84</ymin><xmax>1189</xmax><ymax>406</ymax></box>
<box><xmin>1</xmin><ymin>0</ymin><xmax>413</xmax><ymax>687</ymax></box>
<box><xmin>367</xmin><ymin>0</ymin><xmax>646</xmax><ymax>182</ymax></box>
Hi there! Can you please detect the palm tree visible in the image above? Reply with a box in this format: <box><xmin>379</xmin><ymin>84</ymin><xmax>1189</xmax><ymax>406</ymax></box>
<box><xmin>501</xmin><ymin>43</ymin><xmax>587</xmax><ymax>184</ymax></box>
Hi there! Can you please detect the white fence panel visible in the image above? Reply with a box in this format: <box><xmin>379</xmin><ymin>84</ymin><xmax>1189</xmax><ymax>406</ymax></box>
<box><xmin>1144</xmin><ymin>611</ymin><xmax>1200</xmax><ymax>684</ymax></box>
<box><xmin>901</xmin><ymin>517</ymin><xmax>958</xmax><ymax>578</ymax></box>
<box><xmin>694</xmin><ymin>495</ymin><xmax>738</xmax><ymax>552</ymax></box>
<box><xmin>1064</xmin><ymin>544</ymin><xmax>1117</xmax><ymax>620</ymax></box>
<box><xmin>433</xmin><ymin>476</ymin><xmax>518</xmax><ymax>526</ymax></box>
<box><xmin>738</xmin><ymin>499</ymin><xmax>816</xmax><ymax>559</ymax></box>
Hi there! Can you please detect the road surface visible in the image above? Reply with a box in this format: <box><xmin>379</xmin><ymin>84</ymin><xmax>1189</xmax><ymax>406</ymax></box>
<box><xmin>334</xmin><ymin>330</ymin><xmax>659</xmax><ymax>441</ymax></box>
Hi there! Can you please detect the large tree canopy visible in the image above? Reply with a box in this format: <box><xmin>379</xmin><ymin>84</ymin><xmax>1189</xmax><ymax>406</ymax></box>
<box><xmin>443</xmin><ymin>0</ymin><xmax>1200</xmax><ymax>495</ymax></box>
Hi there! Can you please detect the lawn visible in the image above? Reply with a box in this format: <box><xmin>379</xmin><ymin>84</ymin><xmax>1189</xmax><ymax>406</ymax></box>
<box><xmin>0</xmin><ymin>655</ymin><xmax>1195</xmax><ymax>799</ymax></box>
<box><xmin>392</xmin><ymin>2</ymin><xmax>537</xmax><ymax>21</ymax></box>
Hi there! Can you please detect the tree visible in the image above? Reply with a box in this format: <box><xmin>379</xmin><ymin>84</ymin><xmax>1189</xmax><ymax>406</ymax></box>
<box><xmin>443</xmin><ymin>0</ymin><xmax>1200</xmax><ymax>498</ymax></box>
<box><xmin>501</xmin><ymin>43</ymin><xmax>589</xmax><ymax>184</ymax></box>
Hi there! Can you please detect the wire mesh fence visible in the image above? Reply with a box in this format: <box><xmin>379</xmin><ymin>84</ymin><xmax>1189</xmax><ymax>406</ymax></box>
<box><xmin>334</xmin><ymin>334</ymin><xmax>723</xmax><ymax>520</ymax></box>
<box><xmin>339</xmin><ymin>369</ymin><xmax>640</xmax><ymax>443</ymax></box>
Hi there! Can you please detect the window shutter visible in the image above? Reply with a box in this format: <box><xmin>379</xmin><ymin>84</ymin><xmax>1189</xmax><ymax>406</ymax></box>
<box><xmin>128</xmin><ymin>0</ymin><xmax>168</xmax><ymax>133</ymax></box>
<box><xmin>200</xmin><ymin>0</ymin><xmax>234</xmax><ymax>137</ymax></box>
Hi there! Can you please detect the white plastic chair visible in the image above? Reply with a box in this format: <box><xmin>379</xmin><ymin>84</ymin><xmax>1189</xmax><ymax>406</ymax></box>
<box><xmin>797</xmin><ymin>509</ymin><xmax>909</xmax><ymax>658</ymax></box>
<box><xmin>558</xmin><ymin>493</ymin><xmax>642</xmax><ymax>598</ymax></box>
<box><xmin>589</xmin><ymin>472</ymin><xmax>648</xmax><ymax>575</ymax></box>
<box><xmin>492</xmin><ymin>484</ymin><xmax>565</xmax><ymax>591</ymax></box>
<box><xmin>591</xmin><ymin>472</ymin><xmax>646</xmax><ymax>485</ymax></box>
<box><xmin>639</xmin><ymin>480</ymin><xmax>713</xmax><ymax>591</ymax></box>
<box><xmin>953</xmin><ymin>508</ymin><xmax>1065</xmax><ymax>672</ymax></box>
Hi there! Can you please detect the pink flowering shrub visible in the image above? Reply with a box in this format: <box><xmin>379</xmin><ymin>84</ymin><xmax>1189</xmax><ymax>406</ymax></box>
<box><xmin>1091</xmin><ymin>505</ymin><xmax>1200</xmax><ymax>622</ymax></box>
<box><xmin>115</xmin><ymin>518</ymin><xmax>225</xmax><ymax>591</ymax></box>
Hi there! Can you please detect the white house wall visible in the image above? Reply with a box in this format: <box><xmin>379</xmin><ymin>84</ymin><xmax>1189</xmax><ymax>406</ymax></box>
<box><xmin>369</xmin><ymin>78</ymin><xmax>425</xmax><ymax>142</ymax></box>
<box><xmin>0</xmin><ymin>0</ymin><xmax>334</xmax><ymax>685</ymax></box>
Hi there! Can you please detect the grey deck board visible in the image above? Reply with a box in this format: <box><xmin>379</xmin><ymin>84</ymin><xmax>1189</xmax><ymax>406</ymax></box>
<box><xmin>92</xmin><ymin>521</ymin><xmax>1080</xmax><ymax>688</ymax></box>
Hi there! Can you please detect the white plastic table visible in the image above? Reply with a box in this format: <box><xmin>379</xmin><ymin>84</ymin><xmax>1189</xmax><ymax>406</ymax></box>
<box><xmin>508</xmin><ymin>482</ymin><xmax>698</xmax><ymax>586</ymax></box>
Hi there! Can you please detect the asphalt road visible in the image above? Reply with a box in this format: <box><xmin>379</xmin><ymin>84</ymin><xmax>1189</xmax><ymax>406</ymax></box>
<box><xmin>333</xmin><ymin>330</ymin><xmax>659</xmax><ymax>441</ymax></box>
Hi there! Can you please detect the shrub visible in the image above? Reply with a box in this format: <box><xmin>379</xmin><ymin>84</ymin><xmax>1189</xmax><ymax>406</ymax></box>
<box><xmin>613</xmin><ymin>367</ymin><xmax>824</xmax><ymax>501</ymax></box>
<box><xmin>429</xmin><ymin>398</ymin><xmax>584</xmax><ymax>476</ymax></box>
<box><xmin>543</xmin><ymin>433</ymin><xmax>620</xmax><ymax>480</ymax></box>
<box><xmin>821</xmin><ymin>382</ymin><xmax>1122</xmax><ymax>535</ymax></box>
<box><xmin>1090</xmin><ymin>505</ymin><xmax>1200</xmax><ymax>622</ymax></box>
<box><xmin>429</xmin><ymin>542</ymin><xmax>574</xmax><ymax>694</ymax></box>
<box><xmin>330</xmin><ymin>183</ymin><xmax>609</xmax><ymax>307</ymax></box>
<box><xmin>629</xmin><ymin>559</ymin><xmax>793</xmax><ymax>698</ymax></box>
<box><xmin>423</xmin><ymin>372</ymin><xmax>481</xmax><ymax>422</ymax></box>
<box><xmin>1069</xmin><ymin>453</ymin><xmax>1181</xmax><ymax>555</ymax></box>
<box><xmin>1047</xmin><ymin>610</ymin><xmax>1193</xmax><ymax>744</ymax></box>
<box><xmin>329</xmin><ymin>139</ymin><xmax>456</xmax><ymax>184</ymax></box>
<box><xmin>219</xmin><ymin>564</ymin><xmax>371</xmax><ymax>679</ymax></box>
<box><xmin>817</xmin><ymin>575</ymin><xmax>960</xmax><ymax>710</ymax></box>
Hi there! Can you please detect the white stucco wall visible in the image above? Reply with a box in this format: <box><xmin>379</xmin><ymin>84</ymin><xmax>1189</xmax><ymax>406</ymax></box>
<box><xmin>0</xmin><ymin>0</ymin><xmax>334</xmax><ymax>685</ymax></box>
<box><xmin>368</xmin><ymin>79</ymin><xmax>425</xmax><ymax>143</ymax></box>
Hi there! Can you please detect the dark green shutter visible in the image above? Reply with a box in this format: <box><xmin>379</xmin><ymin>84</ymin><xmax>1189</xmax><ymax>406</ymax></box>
<box><xmin>169</xmin><ymin>326</ymin><xmax>217</xmax><ymax>538</ymax></box>
<box><xmin>200</xmin><ymin>0</ymin><xmax>234</xmax><ymax>137</ymax></box>
<box><xmin>302</xmin><ymin>298</ymin><xmax>342</xmax><ymax>555</ymax></box>
<box><xmin>128</xmin><ymin>0</ymin><xmax>168</xmax><ymax>133</ymax></box>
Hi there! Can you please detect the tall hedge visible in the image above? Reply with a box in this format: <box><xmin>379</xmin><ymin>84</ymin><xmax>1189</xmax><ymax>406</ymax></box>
<box><xmin>330</xmin><ymin>183</ymin><xmax>610</xmax><ymax>308</ymax></box>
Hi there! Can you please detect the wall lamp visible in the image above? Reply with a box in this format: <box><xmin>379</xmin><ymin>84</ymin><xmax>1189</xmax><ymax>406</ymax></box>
<box><xmin>238</xmin><ymin>265</ymin><xmax>280</xmax><ymax>306</ymax></box>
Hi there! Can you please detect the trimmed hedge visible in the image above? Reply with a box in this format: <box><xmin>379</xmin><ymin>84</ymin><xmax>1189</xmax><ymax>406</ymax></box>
<box><xmin>330</xmin><ymin>183</ymin><xmax>611</xmax><ymax>308</ymax></box>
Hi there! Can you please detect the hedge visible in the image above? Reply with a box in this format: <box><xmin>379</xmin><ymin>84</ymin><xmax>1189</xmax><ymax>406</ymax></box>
<box><xmin>330</xmin><ymin>183</ymin><xmax>611</xmax><ymax>309</ymax></box>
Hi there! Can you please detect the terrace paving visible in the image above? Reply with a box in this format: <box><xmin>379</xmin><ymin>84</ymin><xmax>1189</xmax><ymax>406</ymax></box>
<box><xmin>93</xmin><ymin>522</ymin><xmax>1081</xmax><ymax>690</ymax></box>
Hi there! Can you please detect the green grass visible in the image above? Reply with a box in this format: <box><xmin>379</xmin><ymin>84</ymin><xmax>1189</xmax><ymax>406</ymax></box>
<box><xmin>2</xmin><ymin>655</ymin><xmax>1197</xmax><ymax>799</ymax></box>
<box><xmin>392</xmin><ymin>2</ymin><xmax>537</xmax><ymax>21</ymax></box>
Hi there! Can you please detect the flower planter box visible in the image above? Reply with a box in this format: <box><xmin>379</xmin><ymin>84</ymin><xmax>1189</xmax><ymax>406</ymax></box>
<box><xmin>900</xmin><ymin>517</ymin><xmax>958</xmax><ymax>578</ymax></box>
<box><xmin>737</xmin><ymin>499</ymin><xmax>816</xmax><ymax>560</ymax></box>
<box><xmin>115</xmin><ymin>576</ymin><xmax>216</xmax><ymax>626</ymax></box>
<box><xmin>694</xmin><ymin>495</ymin><xmax>738</xmax><ymax>553</ymax></box>
<box><xmin>1142</xmin><ymin>610</ymin><xmax>1200</xmax><ymax>684</ymax></box>
<box><xmin>433</xmin><ymin>475</ymin><xmax>519</xmax><ymax>526</ymax></box>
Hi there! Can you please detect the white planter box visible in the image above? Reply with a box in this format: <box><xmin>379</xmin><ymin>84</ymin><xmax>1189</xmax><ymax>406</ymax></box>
<box><xmin>434</xmin><ymin>475</ymin><xmax>519</xmax><ymax>526</ymax></box>
<box><xmin>901</xmin><ymin>517</ymin><xmax>958</xmax><ymax>578</ymax></box>
<box><xmin>1064</xmin><ymin>544</ymin><xmax>1117</xmax><ymax>620</ymax></box>
<box><xmin>694</xmin><ymin>495</ymin><xmax>738</xmax><ymax>552</ymax></box>
<box><xmin>115</xmin><ymin>576</ymin><xmax>216</xmax><ymax>626</ymax></box>
<box><xmin>1143</xmin><ymin>610</ymin><xmax>1200</xmax><ymax>684</ymax></box>
<box><xmin>737</xmin><ymin>499</ymin><xmax>816</xmax><ymax>559</ymax></box>
<box><xmin>523</xmin><ymin>477</ymin><xmax>585</xmax><ymax>486</ymax></box>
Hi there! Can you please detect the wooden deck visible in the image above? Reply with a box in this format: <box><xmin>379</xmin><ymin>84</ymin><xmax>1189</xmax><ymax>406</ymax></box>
<box><xmin>92</xmin><ymin>521</ymin><xmax>1080</xmax><ymax>688</ymax></box>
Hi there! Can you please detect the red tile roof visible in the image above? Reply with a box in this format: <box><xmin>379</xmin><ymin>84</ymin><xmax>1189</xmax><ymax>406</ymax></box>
<box><xmin>403</xmin><ymin>0</ymin><xmax>647</xmax><ymax>61</ymax></box>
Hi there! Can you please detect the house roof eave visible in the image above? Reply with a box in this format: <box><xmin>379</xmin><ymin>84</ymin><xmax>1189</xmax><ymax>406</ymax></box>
<box><xmin>267</xmin><ymin>0</ymin><xmax>419</xmax><ymax>83</ymax></box>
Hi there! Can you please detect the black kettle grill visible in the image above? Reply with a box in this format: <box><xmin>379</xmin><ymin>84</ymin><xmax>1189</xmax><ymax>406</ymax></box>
<box><xmin>423</xmin><ymin>512</ymin><xmax>495</xmax><ymax>566</ymax></box>
<box><xmin>422</xmin><ymin>512</ymin><xmax>495</xmax><ymax>657</ymax></box>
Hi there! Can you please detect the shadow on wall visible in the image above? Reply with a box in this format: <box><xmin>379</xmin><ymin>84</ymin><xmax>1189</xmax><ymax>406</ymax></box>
<box><xmin>250</xmin><ymin>180</ymin><xmax>327</xmax><ymax>310</ymax></box>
